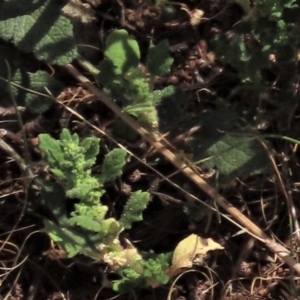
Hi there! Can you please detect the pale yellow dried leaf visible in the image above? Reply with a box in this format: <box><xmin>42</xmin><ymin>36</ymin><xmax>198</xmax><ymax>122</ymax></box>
<box><xmin>166</xmin><ymin>234</ymin><xmax>224</xmax><ymax>278</ymax></box>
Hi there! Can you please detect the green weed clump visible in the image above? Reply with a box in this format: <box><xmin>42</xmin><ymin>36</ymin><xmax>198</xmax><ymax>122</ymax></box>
<box><xmin>38</xmin><ymin>129</ymin><xmax>170</xmax><ymax>292</ymax></box>
<box><xmin>97</xmin><ymin>29</ymin><xmax>174</xmax><ymax>131</ymax></box>
<box><xmin>213</xmin><ymin>0</ymin><xmax>300</xmax><ymax>85</ymax></box>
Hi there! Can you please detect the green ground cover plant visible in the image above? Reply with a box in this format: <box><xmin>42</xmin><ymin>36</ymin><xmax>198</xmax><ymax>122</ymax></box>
<box><xmin>38</xmin><ymin>128</ymin><xmax>170</xmax><ymax>292</ymax></box>
<box><xmin>0</xmin><ymin>0</ymin><xmax>274</xmax><ymax>186</ymax></box>
<box><xmin>97</xmin><ymin>29</ymin><xmax>174</xmax><ymax>130</ymax></box>
<box><xmin>213</xmin><ymin>0</ymin><xmax>300</xmax><ymax>95</ymax></box>
<box><xmin>1</xmin><ymin>0</ymin><xmax>300</xmax><ymax>298</ymax></box>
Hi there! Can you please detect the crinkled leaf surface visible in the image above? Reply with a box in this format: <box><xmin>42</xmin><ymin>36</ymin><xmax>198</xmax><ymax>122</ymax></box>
<box><xmin>120</xmin><ymin>191</ymin><xmax>150</xmax><ymax>229</ymax></box>
<box><xmin>0</xmin><ymin>45</ymin><xmax>63</xmax><ymax>113</ymax></box>
<box><xmin>99</xmin><ymin>148</ymin><xmax>127</xmax><ymax>183</ymax></box>
<box><xmin>14</xmin><ymin>70</ymin><xmax>63</xmax><ymax>113</ymax></box>
<box><xmin>43</xmin><ymin>220</ymin><xmax>103</xmax><ymax>259</ymax></box>
<box><xmin>0</xmin><ymin>0</ymin><xmax>78</xmax><ymax>65</ymax></box>
<box><xmin>39</xmin><ymin>132</ymin><xmax>64</xmax><ymax>165</ymax></box>
<box><xmin>82</xmin><ymin>136</ymin><xmax>100</xmax><ymax>163</ymax></box>
<box><xmin>168</xmin><ymin>109</ymin><xmax>273</xmax><ymax>185</ymax></box>
<box><xmin>105</xmin><ymin>29</ymin><xmax>140</xmax><ymax>75</ymax></box>
<box><xmin>38</xmin><ymin>179</ymin><xmax>103</xmax><ymax>259</ymax></box>
<box><xmin>147</xmin><ymin>40</ymin><xmax>174</xmax><ymax>76</ymax></box>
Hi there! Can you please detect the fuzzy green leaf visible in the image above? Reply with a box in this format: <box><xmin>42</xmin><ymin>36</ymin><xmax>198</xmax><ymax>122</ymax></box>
<box><xmin>38</xmin><ymin>129</ymin><xmax>129</xmax><ymax>262</ymax></box>
<box><xmin>99</xmin><ymin>148</ymin><xmax>127</xmax><ymax>183</ymax></box>
<box><xmin>67</xmin><ymin>185</ymin><xmax>95</xmax><ymax>199</ymax></box>
<box><xmin>82</xmin><ymin>137</ymin><xmax>100</xmax><ymax>163</ymax></box>
<box><xmin>147</xmin><ymin>40</ymin><xmax>174</xmax><ymax>76</ymax></box>
<box><xmin>113</xmin><ymin>268</ymin><xmax>145</xmax><ymax>293</ymax></box>
<box><xmin>141</xmin><ymin>257</ymin><xmax>170</xmax><ymax>282</ymax></box>
<box><xmin>39</xmin><ymin>133</ymin><xmax>64</xmax><ymax>166</ymax></box>
<box><xmin>43</xmin><ymin>220</ymin><xmax>83</xmax><ymax>257</ymax></box>
<box><xmin>60</xmin><ymin>128</ymin><xmax>79</xmax><ymax>145</ymax></box>
<box><xmin>69</xmin><ymin>215</ymin><xmax>102</xmax><ymax>232</ymax></box>
<box><xmin>122</xmin><ymin>69</ymin><xmax>152</xmax><ymax>105</ymax></box>
<box><xmin>0</xmin><ymin>0</ymin><xmax>78</xmax><ymax>65</ymax></box>
<box><xmin>43</xmin><ymin>220</ymin><xmax>103</xmax><ymax>258</ymax></box>
<box><xmin>105</xmin><ymin>29</ymin><xmax>140</xmax><ymax>75</ymax></box>
<box><xmin>169</xmin><ymin>109</ymin><xmax>273</xmax><ymax>185</ymax></box>
<box><xmin>0</xmin><ymin>49</ymin><xmax>63</xmax><ymax>113</ymax></box>
<box><xmin>120</xmin><ymin>191</ymin><xmax>150</xmax><ymax>229</ymax></box>
<box><xmin>18</xmin><ymin>70</ymin><xmax>63</xmax><ymax>113</ymax></box>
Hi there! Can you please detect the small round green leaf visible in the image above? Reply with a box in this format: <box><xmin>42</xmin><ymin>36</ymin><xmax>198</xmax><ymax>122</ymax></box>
<box><xmin>105</xmin><ymin>29</ymin><xmax>140</xmax><ymax>75</ymax></box>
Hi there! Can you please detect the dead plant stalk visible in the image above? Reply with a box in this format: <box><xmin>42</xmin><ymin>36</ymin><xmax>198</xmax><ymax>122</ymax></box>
<box><xmin>64</xmin><ymin>64</ymin><xmax>300</xmax><ymax>275</ymax></box>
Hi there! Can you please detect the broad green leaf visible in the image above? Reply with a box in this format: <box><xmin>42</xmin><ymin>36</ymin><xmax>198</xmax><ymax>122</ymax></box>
<box><xmin>0</xmin><ymin>48</ymin><xmax>63</xmax><ymax>113</ymax></box>
<box><xmin>120</xmin><ymin>191</ymin><xmax>150</xmax><ymax>229</ymax></box>
<box><xmin>105</xmin><ymin>29</ymin><xmax>140</xmax><ymax>75</ymax></box>
<box><xmin>168</xmin><ymin>110</ymin><xmax>273</xmax><ymax>185</ymax></box>
<box><xmin>0</xmin><ymin>0</ymin><xmax>78</xmax><ymax>65</ymax></box>
<box><xmin>15</xmin><ymin>70</ymin><xmax>63</xmax><ymax>113</ymax></box>
<box><xmin>147</xmin><ymin>40</ymin><xmax>174</xmax><ymax>76</ymax></box>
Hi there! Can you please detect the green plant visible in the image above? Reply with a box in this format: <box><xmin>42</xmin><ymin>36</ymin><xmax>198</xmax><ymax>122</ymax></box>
<box><xmin>113</xmin><ymin>253</ymin><xmax>171</xmax><ymax>293</ymax></box>
<box><xmin>212</xmin><ymin>0</ymin><xmax>300</xmax><ymax>84</ymax></box>
<box><xmin>0</xmin><ymin>0</ymin><xmax>77</xmax><ymax>113</ymax></box>
<box><xmin>97</xmin><ymin>29</ymin><xmax>174</xmax><ymax>130</ymax></box>
<box><xmin>38</xmin><ymin>129</ymin><xmax>170</xmax><ymax>291</ymax></box>
<box><xmin>186</xmin><ymin>0</ymin><xmax>300</xmax><ymax>185</ymax></box>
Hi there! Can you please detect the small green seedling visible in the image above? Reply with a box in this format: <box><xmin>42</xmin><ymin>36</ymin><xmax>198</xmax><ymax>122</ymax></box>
<box><xmin>97</xmin><ymin>29</ymin><xmax>174</xmax><ymax>130</ymax></box>
<box><xmin>38</xmin><ymin>128</ymin><xmax>170</xmax><ymax>292</ymax></box>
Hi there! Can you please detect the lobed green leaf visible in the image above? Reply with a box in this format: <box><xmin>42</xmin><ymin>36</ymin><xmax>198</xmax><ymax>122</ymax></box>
<box><xmin>39</xmin><ymin>133</ymin><xmax>64</xmax><ymax>166</ymax></box>
<box><xmin>99</xmin><ymin>148</ymin><xmax>127</xmax><ymax>183</ymax></box>
<box><xmin>120</xmin><ymin>191</ymin><xmax>150</xmax><ymax>229</ymax></box>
